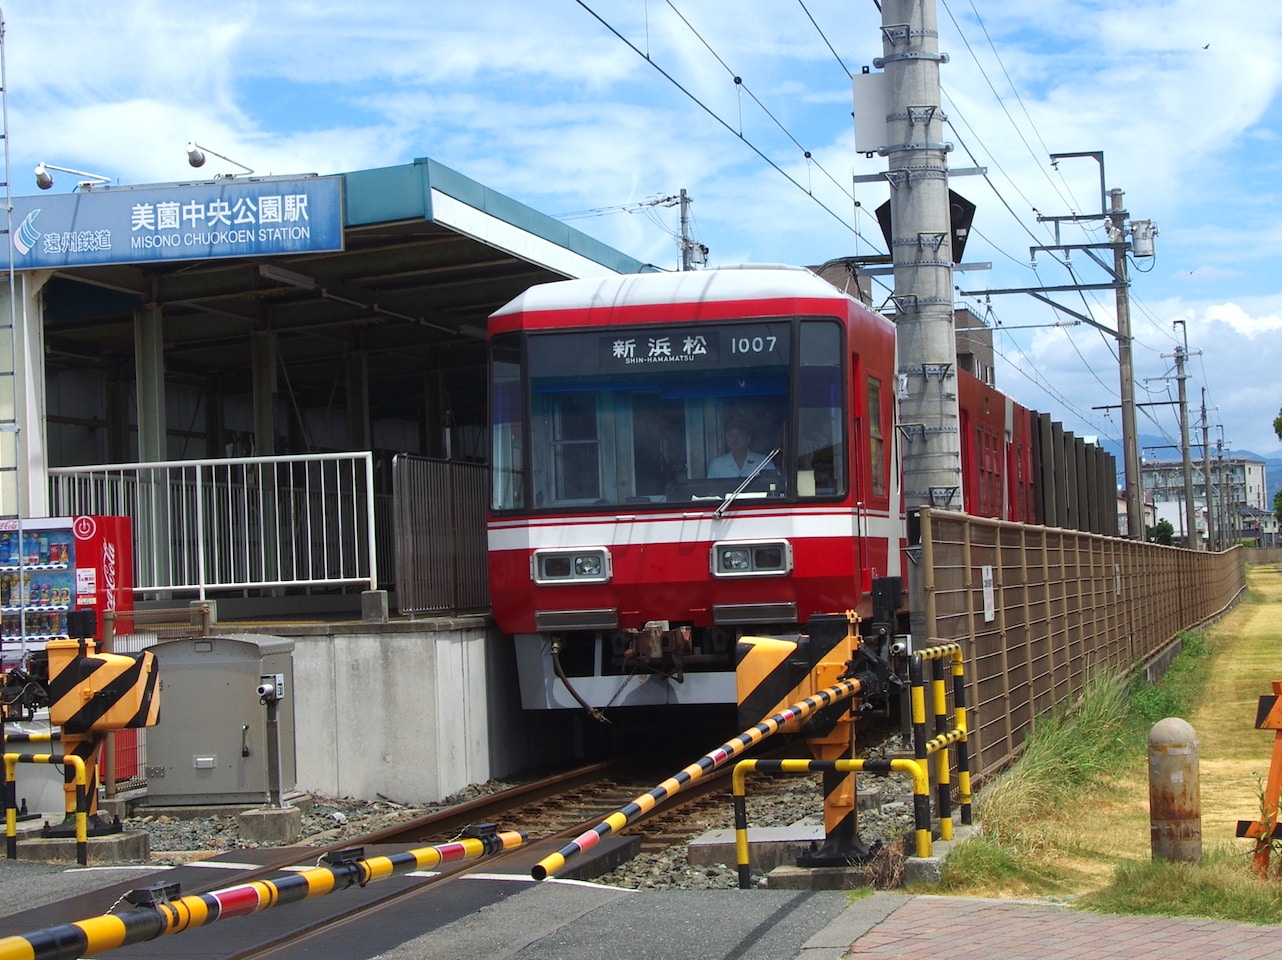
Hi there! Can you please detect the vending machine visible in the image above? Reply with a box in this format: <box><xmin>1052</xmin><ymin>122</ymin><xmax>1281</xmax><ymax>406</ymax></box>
<box><xmin>0</xmin><ymin>515</ymin><xmax>133</xmax><ymax>664</ymax></box>
<box><xmin>70</xmin><ymin>515</ymin><xmax>134</xmax><ymax>629</ymax></box>
<box><xmin>0</xmin><ymin>515</ymin><xmax>137</xmax><ymax>785</ymax></box>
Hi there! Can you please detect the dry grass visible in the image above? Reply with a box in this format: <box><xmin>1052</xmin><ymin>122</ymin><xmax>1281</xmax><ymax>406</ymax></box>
<box><xmin>934</xmin><ymin>563</ymin><xmax>1282</xmax><ymax>907</ymax></box>
<box><xmin>1192</xmin><ymin>568</ymin><xmax>1282</xmax><ymax>843</ymax></box>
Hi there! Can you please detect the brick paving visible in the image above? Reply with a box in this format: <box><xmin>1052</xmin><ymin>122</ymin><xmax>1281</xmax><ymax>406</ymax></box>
<box><xmin>845</xmin><ymin>896</ymin><xmax>1278</xmax><ymax>959</ymax></box>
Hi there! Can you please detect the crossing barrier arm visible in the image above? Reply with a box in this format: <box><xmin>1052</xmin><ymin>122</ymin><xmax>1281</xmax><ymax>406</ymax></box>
<box><xmin>532</xmin><ymin>677</ymin><xmax>870</xmax><ymax>880</ymax></box>
<box><xmin>0</xmin><ymin>824</ymin><xmax>526</xmax><ymax>960</ymax></box>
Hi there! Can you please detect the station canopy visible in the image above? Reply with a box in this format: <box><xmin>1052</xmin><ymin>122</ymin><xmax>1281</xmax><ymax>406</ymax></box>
<box><xmin>28</xmin><ymin>157</ymin><xmax>646</xmax><ymax>435</ymax></box>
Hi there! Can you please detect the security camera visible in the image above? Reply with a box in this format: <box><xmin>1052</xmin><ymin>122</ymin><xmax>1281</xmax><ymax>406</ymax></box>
<box><xmin>34</xmin><ymin>163</ymin><xmax>54</xmax><ymax>190</ymax></box>
<box><xmin>186</xmin><ymin>141</ymin><xmax>206</xmax><ymax>168</ymax></box>
<box><xmin>256</xmin><ymin>682</ymin><xmax>276</xmax><ymax>699</ymax></box>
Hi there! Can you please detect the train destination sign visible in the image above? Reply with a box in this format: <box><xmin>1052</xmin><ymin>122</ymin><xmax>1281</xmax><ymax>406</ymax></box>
<box><xmin>10</xmin><ymin>175</ymin><xmax>344</xmax><ymax>269</ymax></box>
<box><xmin>529</xmin><ymin>322</ymin><xmax>791</xmax><ymax>378</ymax></box>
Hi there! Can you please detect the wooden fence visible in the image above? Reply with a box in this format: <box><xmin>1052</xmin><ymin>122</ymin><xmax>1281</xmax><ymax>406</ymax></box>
<box><xmin>916</xmin><ymin>507</ymin><xmax>1246</xmax><ymax>779</ymax></box>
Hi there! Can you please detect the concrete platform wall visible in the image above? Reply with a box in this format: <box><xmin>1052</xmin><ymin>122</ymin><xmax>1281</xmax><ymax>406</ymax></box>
<box><xmin>279</xmin><ymin>618</ymin><xmax>580</xmax><ymax>804</ymax></box>
<box><xmin>289</xmin><ymin>621</ymin><xmax>493</xmax><ymax>803</ymax></box>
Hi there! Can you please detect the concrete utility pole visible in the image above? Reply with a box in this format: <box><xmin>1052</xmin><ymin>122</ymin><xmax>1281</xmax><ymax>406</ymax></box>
<box><xmin>878</xmin><ymin>0</ymin><xmax>963</xmax><ymax>511</ymax></box>
<box><xmin>1109</xmin><ymin>188</ymin><xmax>1145</xmax><ymax>540</ymax></box>
<box><xmin>1171</xmin><ymin>321</ymin><xmax>1197</xmax><ymax>549</ymax></box>
<box><xmin>680</xmin><ymin>189</ymin><xmax>693</xmax><ymax>271</ymax></box>
<box><xmin>1201</xmin><ymin>389</ymin><xmax>1215</xmax><ymax>549</ymax></box>
<box><xmin>678</xmin><ymin>189</ymin><xmax>707</xmax><ymax>271</ymax></box>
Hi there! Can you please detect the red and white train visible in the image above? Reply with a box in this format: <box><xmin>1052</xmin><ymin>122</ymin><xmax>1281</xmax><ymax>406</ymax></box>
<box><xmin>486</xmin><ymin>265</ymin><xmax>1109</xmax><ymax>710</ymax></box>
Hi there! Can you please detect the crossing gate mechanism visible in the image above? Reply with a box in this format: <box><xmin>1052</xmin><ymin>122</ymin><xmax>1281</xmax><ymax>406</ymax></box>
<box><xmin>735</xmin><ymin>604</ymin><xmax>902</xmax><ymax>866</ymax></box>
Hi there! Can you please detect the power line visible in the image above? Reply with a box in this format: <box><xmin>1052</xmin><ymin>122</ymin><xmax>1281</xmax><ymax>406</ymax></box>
<box><xmin>798</xmin><ymin>0</ymin><xmax>853</xmax><ymax>79</ymax></box>
<box><xmin>572</xmin><ymin>0</ymin><xmax>883</xmax><ymax>251</ymax></box>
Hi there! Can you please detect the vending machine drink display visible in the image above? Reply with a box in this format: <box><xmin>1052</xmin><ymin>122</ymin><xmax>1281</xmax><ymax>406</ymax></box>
<box><xmin>0</xmin><ymin>516</ymin><xmax>133</xmax><ymax>664</ymax></box>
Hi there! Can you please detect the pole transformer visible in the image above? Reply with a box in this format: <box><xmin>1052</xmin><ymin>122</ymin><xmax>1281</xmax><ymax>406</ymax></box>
<box><xmin>878</xmin><ymin>0</ymin><xmax>963</xmax><ymax>512</ymax></box>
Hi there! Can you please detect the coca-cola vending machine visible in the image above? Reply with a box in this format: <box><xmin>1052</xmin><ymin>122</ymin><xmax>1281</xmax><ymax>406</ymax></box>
<box><xmin>72</xmin><ymin>515</ymin><xmax>138</xmax><ymax>782</ymax></box>
<box><xmin>70</xmin><ymin>515</ymin><xmax>134</xmax><ymax>628</ymax></box>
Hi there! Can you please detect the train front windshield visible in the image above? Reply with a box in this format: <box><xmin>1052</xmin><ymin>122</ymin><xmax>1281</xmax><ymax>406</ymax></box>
<box><xmin>492</xmin><ymin>317</ymin><xmax>847</xmax><ymax>512</ymax></box>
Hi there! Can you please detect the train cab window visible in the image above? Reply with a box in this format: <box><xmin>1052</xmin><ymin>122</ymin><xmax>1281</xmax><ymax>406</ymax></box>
<box><xmin>548</xmin><ymin>393</ymin><xmax>602</xmax><ymax>501</ymax></box>
<box><xmin>796</xmin><ymin>320</ymin><xmax>845</xmax><ymax>498</ymax></box>
<box><xmin>509</xmin><ymin>318</ymin><xmax>839</xmax><ymax>511</ymax></box>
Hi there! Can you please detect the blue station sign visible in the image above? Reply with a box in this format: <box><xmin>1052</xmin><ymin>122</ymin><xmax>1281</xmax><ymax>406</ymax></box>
<box><xmin>10</xmin><ymin>175</ymin><xmax>344</xmax><ymax>269</ymax></box>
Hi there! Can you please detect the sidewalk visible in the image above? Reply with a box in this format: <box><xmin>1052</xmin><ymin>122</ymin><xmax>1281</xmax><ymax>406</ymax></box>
<box><xmin>832</xmin><ymin>893</ymin><xmax>1277</xmax><ymax>960</ymax></box>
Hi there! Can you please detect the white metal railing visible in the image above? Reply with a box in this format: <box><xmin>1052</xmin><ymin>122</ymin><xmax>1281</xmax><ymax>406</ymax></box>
<box><xmin>48</xmin><ymin>453</ymin><xmax>377</xmax><ymax>599</ymax></box>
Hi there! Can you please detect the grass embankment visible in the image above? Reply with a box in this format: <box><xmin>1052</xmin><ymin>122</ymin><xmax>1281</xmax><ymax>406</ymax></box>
<box><xmin>924</xmin><ymin>563</ymin><xmax>1282</xmax><ymax>924</ymax></box>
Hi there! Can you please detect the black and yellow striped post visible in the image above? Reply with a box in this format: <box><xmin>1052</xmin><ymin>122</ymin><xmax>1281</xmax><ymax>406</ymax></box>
<box><xmin>0</xmin><ymin>825</ymin><xmax>525</xmax><ymax>960</ymax></box>
<box><xmin>532</xmin><ymin>677</ymin><xmax>867</xmax><ymax>881</ymax></box>
<box><xmin>42</xmin><ymin>638</ymin><xmax>159</xmax><ymax>835</ymax></box>
<box><xmin>796</xmin><ymin>613</ymin><xmax>868</xmax><ymax>867</ymax></box>
<box><xmin>908</xmin><ymin>642</ymin><xmax>971</xmax><ymax>841</ymax></box>
<box><xmin>4</xmin><ymin>753</ymin><xmax>88</xmax><ymax>865</ymax></box>
<box><xmin>732</xmin><ymin>757</ymin><xmax>931</xmax><ymax>888</ymax></box>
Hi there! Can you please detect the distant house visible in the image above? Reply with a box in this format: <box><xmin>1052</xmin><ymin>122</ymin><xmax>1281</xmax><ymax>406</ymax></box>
<box><xmin>1236</xmin><ymin>503</ymin><xmax>1279</xmax><ymax>547</ymax></box>
<box><xmin>1140</xmin><ymin>454</ymin><xmax>1268</xmax><ymax>548</ymax></box>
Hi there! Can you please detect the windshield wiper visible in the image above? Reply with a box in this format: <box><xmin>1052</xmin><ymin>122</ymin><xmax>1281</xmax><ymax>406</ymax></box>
<box><xmin>714</xmin><ymin>448</ymin><xmax>780</xmax><ymax>520</ymax></box>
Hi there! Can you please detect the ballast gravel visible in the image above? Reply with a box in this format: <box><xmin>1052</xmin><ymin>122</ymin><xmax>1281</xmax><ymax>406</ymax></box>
<box><xmin>124</xmin><ymin>742</ymin><xmax>919</xmax><ymax>891</ymax></box>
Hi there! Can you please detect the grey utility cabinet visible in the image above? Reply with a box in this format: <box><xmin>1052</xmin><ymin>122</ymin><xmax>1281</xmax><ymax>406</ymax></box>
<box><xmin>144</xmin><ymin>635</ymin><xmax>296</xmax><ymax>805</ymax></box>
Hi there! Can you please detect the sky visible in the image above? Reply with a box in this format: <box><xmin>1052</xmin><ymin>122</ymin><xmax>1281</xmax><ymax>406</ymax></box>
<box><xmin>6</xmin><ymin>0</ymin><xmax>1282</xmax><ymax>462</ymax></box>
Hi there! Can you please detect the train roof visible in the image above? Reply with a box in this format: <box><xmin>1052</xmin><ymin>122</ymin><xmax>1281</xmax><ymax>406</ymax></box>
<box><xmin>491</xmin><ymin>264</ymin><xmax>858</xmax><ymax>317</ymax></box>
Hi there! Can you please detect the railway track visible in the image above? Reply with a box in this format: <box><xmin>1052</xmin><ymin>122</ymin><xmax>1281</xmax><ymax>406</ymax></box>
<box><xmin>2</xmin><ymin>749</ymin><xmax>833</xmax><ymax>960</ymax></box>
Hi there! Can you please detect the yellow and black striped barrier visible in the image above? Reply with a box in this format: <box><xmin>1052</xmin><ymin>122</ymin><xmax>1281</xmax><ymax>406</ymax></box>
<box><xmin>731</xmin><ymin>757</ymin><xmax>930</xmax><ymax>888</ymax></box>
<box><xmin>3</xmin><ymin>753</ymin><xmax>88</xmax><ymax>865</ymax></box>
<box><xmin>0</xmin><ymin>825</ymin><xmax>526</xmax><ymax>960</ymax></box>
<box><xmin>531</xmin><ymin>677</ymin><xmax>868</xmax><ymax>881</ymax></box>
<box><xmin>908</xmin><ymin>642</ymin><xmax>972</xmax><ymax>839</ymax></box>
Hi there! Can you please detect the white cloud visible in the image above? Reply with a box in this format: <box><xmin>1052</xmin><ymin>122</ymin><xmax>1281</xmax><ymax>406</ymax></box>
<box><xmin>1202</xmin><ymin>302</ymin><xmax>1282</xmax><ymax>338</ymax></box>
<box><xmin>6</xmin><ymin>0</ymin><xmax>1282</xmax><ymax>466</ymax></box>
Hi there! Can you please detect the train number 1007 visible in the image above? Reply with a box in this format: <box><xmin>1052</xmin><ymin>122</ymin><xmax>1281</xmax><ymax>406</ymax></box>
<box><xmin>730</xmin><ymin>335</ymin><xmax>778</xmax><ymax>354</ymax></box>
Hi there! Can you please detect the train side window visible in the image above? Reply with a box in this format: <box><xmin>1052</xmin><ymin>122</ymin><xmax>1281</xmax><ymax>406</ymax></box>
<box><xmin>796</xmin><ymin>321</ymin><xmax>845</xmax><ymax>498</ymax></box>
<box><xmin>868</xmin><ymin>376</ymin><xmax>885</xmax><ymax>497</ymax></box>
<box><xmin>490</xmin><ymin>333</ymin><xmax>525</xmax><ymax>511</ymax></box>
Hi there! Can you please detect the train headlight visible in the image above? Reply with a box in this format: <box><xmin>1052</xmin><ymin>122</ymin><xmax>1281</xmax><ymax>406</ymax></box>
<box><xmin>531</xmin><ymin>547</ymin><xmax>612</xmax><ymax>584</ymax></box>
<box><xmin>710</xmin><ymin>540</ymin><xmax>793</xmax><ymax>577</ymax></box>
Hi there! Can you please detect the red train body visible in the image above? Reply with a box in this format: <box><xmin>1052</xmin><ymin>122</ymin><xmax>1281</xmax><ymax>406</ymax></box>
<box><xmin>486</xmin><ymin>266</ymin><xmax>1088</xmax><ymax>710</ymax></box>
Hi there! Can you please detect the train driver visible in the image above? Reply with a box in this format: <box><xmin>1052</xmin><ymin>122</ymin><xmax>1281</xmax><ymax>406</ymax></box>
<box><xmin>708</xmin><ymin>416</ymin><xmax>769</xmax><ymax>478</ymax></box>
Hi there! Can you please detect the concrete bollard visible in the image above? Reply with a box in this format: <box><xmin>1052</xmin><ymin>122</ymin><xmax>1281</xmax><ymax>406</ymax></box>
<box><xmin>1148</xmin><ymin>717</ymin><xmax>1201</xmax><ymax>862</ymax></box>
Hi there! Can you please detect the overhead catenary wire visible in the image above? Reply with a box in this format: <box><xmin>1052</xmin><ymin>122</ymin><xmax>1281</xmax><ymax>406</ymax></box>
<box><xmin>574</xmin><ymin>0</ymin><xmax>883</xmax><ymax>252</ymax></box>
<box><xmin>586</xmin><ymin>0</ymin><xmax>1203</xmax><ymax>452</ymax></box>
